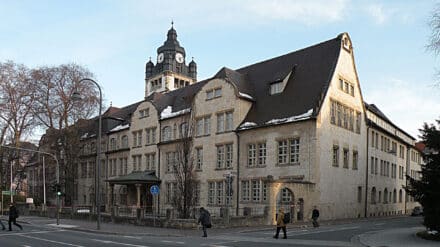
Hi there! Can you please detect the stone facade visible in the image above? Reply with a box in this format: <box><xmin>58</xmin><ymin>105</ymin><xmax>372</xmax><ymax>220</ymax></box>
<box><xmin>49</xmin><ymin>30</ymin><xmax>423</xmax><ymax>225</ymax></box>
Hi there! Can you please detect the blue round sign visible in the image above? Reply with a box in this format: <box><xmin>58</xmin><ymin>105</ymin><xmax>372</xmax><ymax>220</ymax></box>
<box><xmin>150</xmin><ymin>185</ymin><xmax>160</xmax><ymax>195</ymax></box>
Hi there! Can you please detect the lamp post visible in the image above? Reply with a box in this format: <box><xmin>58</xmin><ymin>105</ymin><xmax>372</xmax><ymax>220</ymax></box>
<box><xmin>74</xmin><ymin>78</ymin><xmax>102</xmax><ymax>230</ymax></box>
<box><xmin>1</xmin><ymin>145</ymin><xmax>60</xmax><ymax>225</ymax></box>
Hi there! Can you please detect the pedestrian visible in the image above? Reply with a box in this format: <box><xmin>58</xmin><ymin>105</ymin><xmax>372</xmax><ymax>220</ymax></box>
<box><xmin>312</xmin><ymin>206</ymin><xmax>320</xmax><ymax>228</ymax></box>
<box><xmin>273</xmin><ymin>208</ymin><xmax>287</xmax><ymax>239</ymax></box>
<box><xmin>0</xmin><ymin>217</ymin><xmax>5</xmax><ymax>230</ymax></box>
<box><xmin>197</xmin><ymin>207</ymin><xmax>211</xmax><ymax>237</ymax></box>
<box><xmin>8</xmin><ymin>203</ymin><xmax>22</xmax><ymax>231</ymax></box>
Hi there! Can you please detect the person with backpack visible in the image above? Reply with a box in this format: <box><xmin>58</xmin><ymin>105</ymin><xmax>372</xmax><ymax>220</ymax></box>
<box><xmin>273</xmin><ymin>208</ymin><xmax>287</xmax><ymax>239</ymax></box>
<box><xmin>312</xmin><ymin>206</ymin><xmax>320</xmax><ymax>228</ymax></box>
<box><xmin>8</xmin><ymin>203</ymin><xmax>22</xmax><ymax>231</ymax></box>
<box><xmin>198</xmin><ymin>207</ymin><xmax>211</xmax><ymax>237</ymax></box>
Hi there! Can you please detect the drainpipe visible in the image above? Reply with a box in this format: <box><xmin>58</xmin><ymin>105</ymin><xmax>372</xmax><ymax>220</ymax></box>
<box><xmin>364</xmin><ymin>126</ymin><xmax>370</xmax><ymax>218</ymax></box>
<box><xmin>404</xmin><ymin>145</ymin><xmax>410</xmax><ymax>214</ymax></box>
<box><xmin>236</xmin><ymin>131</ymin><xmax>240</xmax><ymax>216</ymax></box>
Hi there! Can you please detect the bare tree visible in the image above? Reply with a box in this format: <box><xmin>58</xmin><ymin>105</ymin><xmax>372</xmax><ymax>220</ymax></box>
<box><xmin>31</xmin><ymin>63</ymin><xmax>99</xmax><ymax>130</ymax></box>
<box><xmin>172</xmin><ymin>114</ymin><xmax>198</xmax><ymax>219</ymax></box>
<box><xmin>0</xmin><ymin>61</ymin><xmax>38</xmax><ymax>192</ymax></box>
<box><xmin>428</xmin><ymin>4</ymin><xmax>440</xmax><ymax>85</ymax></box>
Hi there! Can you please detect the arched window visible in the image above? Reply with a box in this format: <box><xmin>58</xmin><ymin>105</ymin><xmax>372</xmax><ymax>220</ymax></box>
<box><xmin>371</xmin><ymin>187</ymin><xmax>376</xmax><ymax>204</ymax></box>
<box><xmin>121</xmin><ymin>135</ymin><xmax>128</xmax><ymax>148</ymax></box>
<box><xmin>399</xmin><ymin>189</ymin><xmax>403</xmax><ymax>203</ymax></box>
<box><xmin>180</xmin><ymin>122</ymin><xmax>188</xmax><ymax>138</ymax></box>
<box><xmin>378</xmin><ymin>191</ymin><xmax>382</xmax><ymax>203</ymax></box>
<box><xmin>383</xmin><ymin>188</ymin><xmax>388</xmax><ymax>203</ymax></box>
<box><xmin>280</xmin><ymin>188</ymin><xmax>293</xmax><ymax>204</ymax></box>
<box><xmin>393</xmin><ymin>189</ymin><xmax>397</xmax><ymax>203</ymax></box>
<box><xmin>162</xmin><ymin>126</ymin><xmax>171</xmax><ymax>141</ymax></box>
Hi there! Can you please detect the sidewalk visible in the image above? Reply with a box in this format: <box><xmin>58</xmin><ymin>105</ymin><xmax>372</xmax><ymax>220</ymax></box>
<box><xmin>358</xmin><ymin>226</ymin><xmax>439</xmax><ymax>247</ymax></box>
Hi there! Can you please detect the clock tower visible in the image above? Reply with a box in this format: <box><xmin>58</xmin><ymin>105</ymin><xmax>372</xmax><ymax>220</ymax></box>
<box><xmin>145</xmin><ymin>23</ymin><xmax>197</xmax><ymax>97</ymax></box>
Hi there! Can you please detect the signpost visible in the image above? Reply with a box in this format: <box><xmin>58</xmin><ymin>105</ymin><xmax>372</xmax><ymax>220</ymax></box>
<box><xmin>150</xmin><ymin>185</ymin><xmax>160</xmax><ymax>226</ymax></box>
<box><xmin>1</xmin><ymin>190</ymin><xmax>16</xmax><ymax>216</ymax></box>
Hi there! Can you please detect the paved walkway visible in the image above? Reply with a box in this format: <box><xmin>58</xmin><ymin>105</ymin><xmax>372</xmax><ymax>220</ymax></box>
<box><xmin>358</xmin><ymin>226</ymin><xmax>440</xmax><ymax>247</ymax></box>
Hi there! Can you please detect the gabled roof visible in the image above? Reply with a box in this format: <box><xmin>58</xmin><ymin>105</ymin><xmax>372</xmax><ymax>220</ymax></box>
<box><xmin>149</xmin><ymin>80</ymin><xmax>208</xmax><ymax>119</ymax></box>
<box><xmin>234</xmin><ymin>34</ymin><xmax>342</xmax><ymax>126</ymax></box>
<box><xmin>213</xmin><ymin>67</ymin><xmax>254</xmax><ymax>98</ymax></box>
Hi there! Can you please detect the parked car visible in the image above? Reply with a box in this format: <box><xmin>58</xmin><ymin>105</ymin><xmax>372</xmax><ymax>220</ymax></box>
<box><xmin>411</xmin><ymin>206</ymin><xmax>423</xmax><ymax>216</ymax></box>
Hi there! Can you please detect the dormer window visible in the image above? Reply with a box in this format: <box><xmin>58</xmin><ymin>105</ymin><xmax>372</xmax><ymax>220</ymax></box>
<box><xmin>206</xmin><ymin>88</ymin><xmax>222</xmax><ymax>100</ymax></box>
<box><xmin>270</xmin><ymin>82</ymin><xmax>283</xmax><ymax>95</ymax></box>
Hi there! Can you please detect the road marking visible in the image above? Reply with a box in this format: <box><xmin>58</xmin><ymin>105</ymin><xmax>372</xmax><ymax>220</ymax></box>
<box><xmin>21</xmin><ymin>235</ymin><xmax>85</xmax><ymax>247</ymax></box>
<box><xmin>0</xmin><ymin>229</ymin><xmax>65</xmax><ymax>237</ymax></box>
<box><xmin>91</xmin><ymin>239</ymin><xmax>150</xmax><ymax>247</ymax></box>
<box><xmin>47</xmin><ymin>224</ymin><xmax>78</xmax><ymax>228</ymax></box>
<box><xmin>123</xmin><ymin>235</ymin><xmax>142</xmax><ymax>239</ymax></box>
<box><xmin>161</xmin><ymin>240</ymin><xmax>185</xmax><ymax>244</ymax></box>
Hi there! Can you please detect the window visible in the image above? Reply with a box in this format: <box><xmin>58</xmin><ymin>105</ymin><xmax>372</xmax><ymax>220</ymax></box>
<box><xmin>383</xmin><ymin>188</ymin><xmax>388</xmax><ymax>203</ymax></box>
<box><xmin>162</xmin><ymin>126</ymin><xmax>172</xmax><ymax>141</ymax></box>
<box><xmin>330</xmin><ymin>100</ymin><xmax>360</xmax><ymax>134</ymax></box>
<box><xmin>270</xmin><ymin>82</ymin><xmax>283</xmax><ymax>94</ymax></box>
<box><xmin>139</xmin><ymin>108</ymin><xmax>149</xmax><ymax>118</ymax></box>
<box><xmin>145</xmin><ymin>127</ymin><xmax>156</xmax><ymax>145</ymax></box>
<box><xmin>357</xmin><ymin>186</ymin><xmax>362</xmax><ymax>203</ymax></box>
<box><xmin>217</xmin><ymin>111</ymin><xmax>233</xmax><ymax>133</ymax></box>
<box><xmin>355</xmin><ymin>111</ymin><xmax>361</xmax><ymax>134</ymax></box>
<box><xmin>121</xmin><ymin>135</ymin><xmax>128</xmax><ymax>149</ymax></box>
<box><xmin>352</xmin><ymin>151</ymin><xmax>358</xmax><ymax>170</ymax></box>
<box><xmin>332</xmin><ymin>145</ymin><xmax>339</xmax><ymax>167</ymax></box>
<box><xmin>196</xmin><ymin>116</ymin><xmax>211</xmax><ymax>136</ymax></box>
<box><xmin>119</xmin><ymin>158</ymin><xmax>124</xmax><ymax>175</ymax></box>
<box><xmin>81</xmin><ymin>162</ymin><xmax>87</xmax><ymax>178</ymax></box>
<box><xmin>145</xmin><ymin>153</ymin><xmax>156</xmax><ymax>170</ymax></box>
<box><xmin>180</xmin><ymin>123</ymin><xmax>188</xmax><ymax>138</ymax></box>
<box><xmin>122</xmin><ymin>157</ymin><xmax>128</xmax><ymax>175</ymax></box>
<box><xmin>370</xmin><ymin>157</ymin><xmax>375</xmax><ymax>174</ymax></box>
<box><xmin>206</xmin><ymin>88</ymin><xmax>222</xmax><ymax>100</ymax></box>
<box><xmin>195</xmin><ymin>147</ymin><xmax>203</xmax><ymax>170</ymax></box>
<box><xmin>338</xmin><ymin>78</ymin><xmax>355</xmax><ymax>96</ymax></box>
<box><xmin>110</xmin><ymin>138</ymin><xmax>116</xmax><ymax>150</ymax></box>
<box><xmin>166</xmin><ymin>182</ymin><xmax>176</xmax><ymax>203</ymax></box>
<box><xmin>281</xmin><ymin>188</ymin><xmax>292</xmax><ymax>203</ymax></box>
<box><xmin>343</xmin><ymin>148</ymin><xmax>349</xmax><ymax>168</ymax></box>
<box><xmin>132</xmin><ymin>155</ymin><xmax>142</xmax><ymax>171</ymax></box>
<box><xmin>258</xmin><ymin>143</ymin><xmax>267</xmax><ymax>166</ymax></box>
<box><xmin>277</xmin><ymin>138</ymin><xmax>300</xmax><ymax>165</ymax></box>
<box><xmin>241</xmin><ymin>181</ymin><xmax>250</xmax><ymax>201</ymax></box>
<box><xmin>216</xmin><ymin>144</ymin><xmax>233</xmax><ymax>169</ymax></box>
<box><xmin>252</xmin><ymin>180</ymin><xmax>261</xmax><ymax>201</ymax></box>
<box><xmin>208</xmin><ymin>181</ymin><xmax>229</xmax><ymax>206</ymax></box>
<box><xmin>166</xmin><ymin>152</ymin><xmax>178</xmax><ymax>173</ymax></box>
<box><xmin>132</xmin><ymin>131</ymin><xmax>142</xmax><ymax>147</ymax></box>
<box><xmin>248</xmin><ymin>144</ymin><xmax>256</xmax><ymax>167</ymax></box>
<box><xmin>371</xmin><ymin>187</ymin><xmax>377</xmax><ymax>204</ymax></box>
<box><xmin>330</xmin><ymin>101</ymin><xmax>336</xmax><ymax>124</ymax></box>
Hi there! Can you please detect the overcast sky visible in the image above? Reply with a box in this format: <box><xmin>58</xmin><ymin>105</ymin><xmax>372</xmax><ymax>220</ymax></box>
<box><xmin>1</xmin><ymin>0</ymin><xmax>439</xmax><ymax>140</ymax></box>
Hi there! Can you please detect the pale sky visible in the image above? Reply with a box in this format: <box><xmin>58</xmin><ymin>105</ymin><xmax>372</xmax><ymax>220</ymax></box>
<box><xmin>1</xmin><ymin>0</ymin><xmax>439</xmax><ymax>140</ymax></box>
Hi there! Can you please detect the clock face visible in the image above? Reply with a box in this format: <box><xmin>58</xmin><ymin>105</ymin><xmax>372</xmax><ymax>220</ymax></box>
<box><xmin>157</xmin><ymin>53</ymin><xmax>164</xmax><ymax>63</ymax></box>
<box><xmin>175</xmin><ymin>53</ymin><xmax>184</xmax><ymax>63</ymax></box>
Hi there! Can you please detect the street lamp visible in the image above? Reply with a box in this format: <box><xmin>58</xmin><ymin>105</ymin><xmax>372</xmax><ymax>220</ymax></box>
<box><xmin>74</xmin><ymin>78</ymin><xmax>102</xmax><ymax>230</ymax></box>
<box><xmin>0</xmin><ymin>145</ymin><xmax>60</xmax><ymax>225</ymax></box>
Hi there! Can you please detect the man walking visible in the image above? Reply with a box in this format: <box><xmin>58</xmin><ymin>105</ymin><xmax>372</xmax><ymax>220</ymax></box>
<box><xmin>312</xmin><ymin>206</ymin><xmax>320</xmax><ymax>228</ymax></box>
<box><xmin>198</xmin><ymin>207</ymin><xmax>211</xmax><ymax>237</ymax></box>
<box><xmin>0</xmin><ymin>217</ymin><xmax>5</xmax><ymax>230</ymax></box>
<box><xmin>273</xmin><ymin>208</ymin><xmax>287</xmax><ymax>239</ymax></box>
<box><xmin>8</xmin><ymin>203</ymin><xmax>22</xmax><ymax>231</ymax></box>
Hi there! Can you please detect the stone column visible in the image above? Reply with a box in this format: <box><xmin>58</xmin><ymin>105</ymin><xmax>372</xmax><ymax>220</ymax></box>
<box><xmin>267</xmin><ymin>182</ymin><xmax>279</xmax><ymax>225</ymax></box>
<box><xmin>136</xmin><ymin>184</ymin><xmax>141</xmax><ymax>208</ymax></box>
<box><xmin>110</xmin><ymin>184</ymin><xmax>115</xmax><ymax>221</ymax></box>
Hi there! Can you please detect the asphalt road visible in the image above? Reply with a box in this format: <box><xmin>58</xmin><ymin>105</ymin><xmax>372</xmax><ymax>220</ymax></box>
<box><xmin>0</xmin><ymin>216</ymin><xmax>426</xmax><ymax>247</ymax></box>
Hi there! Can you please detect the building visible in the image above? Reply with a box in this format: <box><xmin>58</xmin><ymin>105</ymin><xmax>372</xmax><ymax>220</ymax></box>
<box><xmin>31</xmin><ymin>25</ymin><xmax>422</xmax><ymax>224</ymax></box>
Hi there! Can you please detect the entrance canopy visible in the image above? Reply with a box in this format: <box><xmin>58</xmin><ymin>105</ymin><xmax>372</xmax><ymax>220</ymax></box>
<box><xmin>106</xmin><ymin>171</ymin><xmax>161</xmax><ymax>185</ymax></box>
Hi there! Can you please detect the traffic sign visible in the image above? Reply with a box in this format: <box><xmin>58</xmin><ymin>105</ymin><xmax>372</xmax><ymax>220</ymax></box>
<box><xmin>150</xmin><ymin>185</ymin><xmax>160</xmax><ymax>195</ymax></box>
<box><xmin>2</xmin><ymin>191</ymin><xmax>16</xmax><ymax>196</ymax></box>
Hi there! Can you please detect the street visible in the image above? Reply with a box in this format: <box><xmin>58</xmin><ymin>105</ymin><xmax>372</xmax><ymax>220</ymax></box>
<box><xmin>0</xmin><ymin>216</ymin><xmax>434</xmax><ymax>247</ymax></box>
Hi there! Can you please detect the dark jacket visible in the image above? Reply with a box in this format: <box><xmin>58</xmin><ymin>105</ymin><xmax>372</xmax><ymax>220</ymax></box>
<box><xmin>9</xmin><ymin>205</ymin><xmax>19</xmax><ymax>219</ymax></box>
<box><xmin>198</xmin><ymin>209</ymin><xmax>210</xmax><ymax>226</ymax></box>
<box><xmin>312</xmin><ymin>209</ymin><xmax>319</xmax><ymax>218</ymax></box>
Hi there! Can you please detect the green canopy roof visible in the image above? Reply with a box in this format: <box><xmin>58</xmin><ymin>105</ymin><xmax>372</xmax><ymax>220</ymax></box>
<box><xmin>106</xmin><ymin>171</ymin><xmax>160</xmax><ymax>185</ymax></box>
